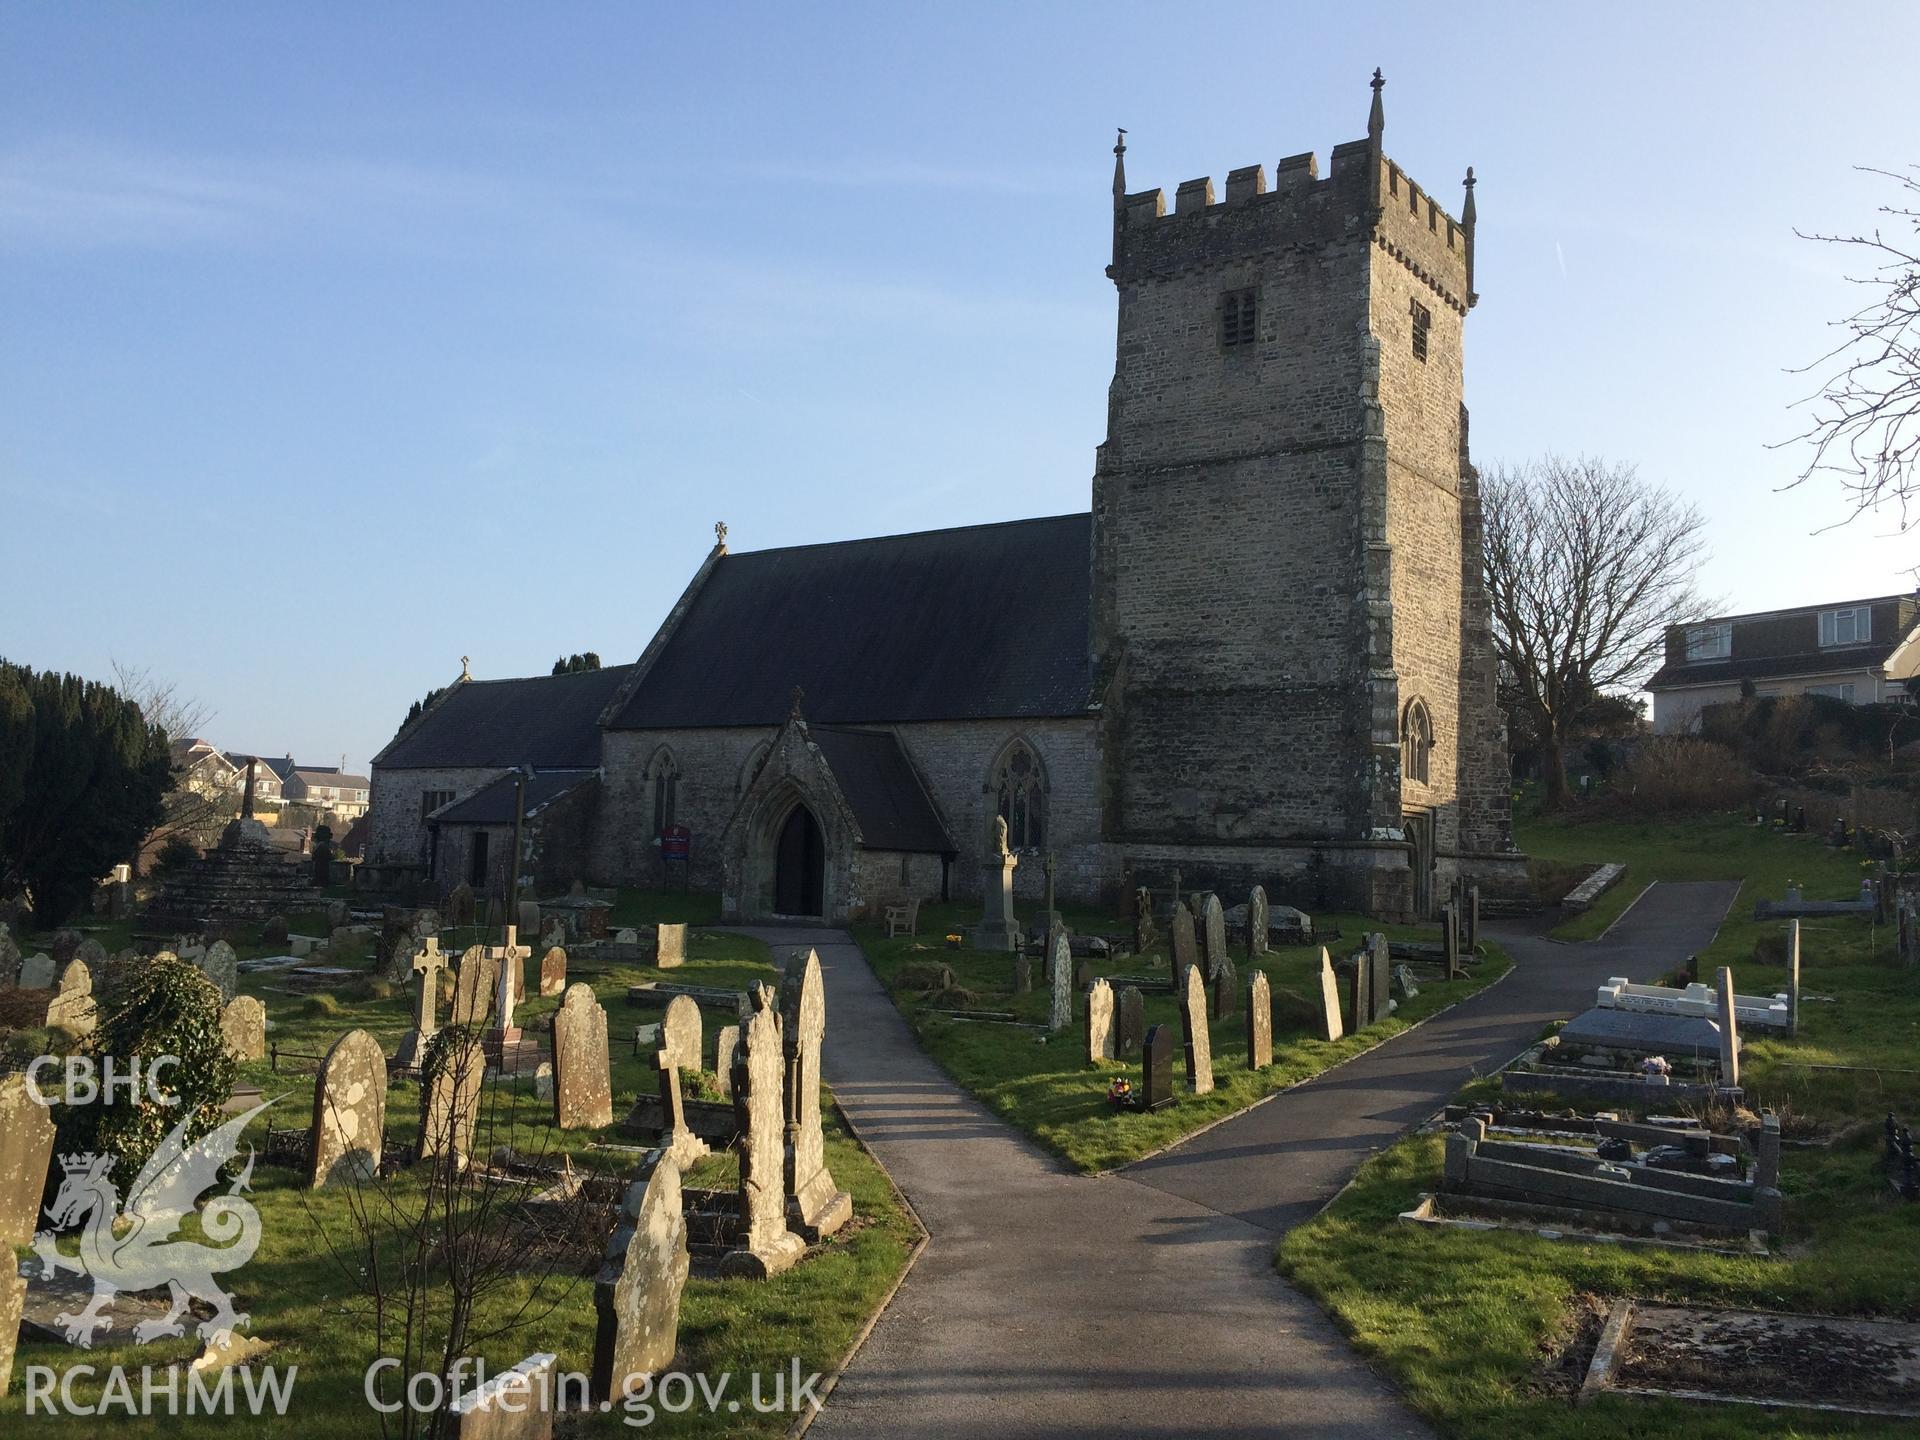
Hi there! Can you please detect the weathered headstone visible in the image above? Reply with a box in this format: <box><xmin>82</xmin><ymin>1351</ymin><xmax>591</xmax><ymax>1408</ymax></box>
<box><xmin>449</xmin><ymin>1353</ymin><xmax>558</xmax><ymax>1439</ymax></box>
<box><xmin>0</xmin><ymin>922</ymin><xmax>19</xmax><ymax>987</ymax></box>
<box><xmin>540</xmin><ymin>916</ymin><xmax>566</xmax><ymax>950</ymax></box>
<box><xmin>657</xmin><ymin>989</ymin><xmax>704</xmax><ymax>1140</ymax></box>
<box><xmin>1441</xmin><ymin>902</ymin><xmax>1460</xmax><ymax>980</ymax></box>
<box><xmin>615</xmin><ymin>927</ymin><xmax>640</xmax><ymax>946</ymax></box>
<box><xmin>1317</xmin><ymin>947</ymin><xmax>1345</xmax><ymax>1042</ymax></box>
<box><xmin>1012</xmin><ymin>952</ymin><xmax>1031</xmax><ymax>995</ymax></box>
<box><xmin>451</xmin><ymin>945</ymin><xmax>496</xmax><ymax>1027</ymax></box>
<box><xmin>720</xmin><ymin>985</ymin><xmax>807</xmax><ymax>1278</ymax></box>
<box><xmin>1246</xmin><ymin>970</ymin><xmax>1272</xmax><ymax>1070</ymax></box>
<box><xmin>16</xmin><ymin>951</ymin><xmax>53</xmax><ymax>989</ymax></box>
<box><xmin>1048</xmin><ymin>928</ymin><xmax>1072</xmax><ymax>1032</ymax></box>
<box><xmin>46</xmin><ymin>959</ymin><xmax>95</xmax><ymax>1037</ymax></box>
<box><xmin>310</xmin><ymin>1029</ymin><xmax>387</xmax><ymax>1187</ymax></box>
<box><xmin>1210</xmin><ymin>958</ymin><xmax>1236</xmax><ymax>1022</ymax></box>
<box><xmin>200</xmin><ymin>939</ymin><xmax>238</xmax><ymax>1003</ymax></box>
<box><xmin>1132</xmin><ymin>886</ymin><xmax>1158</xmax><ymax>956</ymax></box>
<box><xmin>447</xmin><ymin>881</ymin><xmax>475</xmax><ymax>928</ymax></box>
<box><xmin>220</xmin><ymin>995</ymin><xmax>267</xmax><ymax>1062</ymax></box>
<box><xmin>1170</xmin><ymin>904</ymin><xmax>1198</xmax><ymax>981</ymax></box>
<box><xmin>1787</xmin><ymin>920</ymin><xmax>1801</xmax><ymax>1037</ymax></box>
<box><xmin>1085</xmin><ymin>977</ymin><xmax>1115</xmax><ymax>1063</ymax></box>
<box><xmin>1200</xmin><ymin>893</ymin><xmax>1229</xmax><ymax>981</ymax></box>
<box><xmin>74</xmin><ymin>935</ymin><xmax>108</xmax><ymax>974</ymax></box>
<box><xmin>517</xmin><ymin>900</ymin><xmax>541</xmax><ymax>940</ymax></box>
<box><xmin>1139</xmin><ymin>1023</ymin><xmax>1174</xmax><ymax>1111</ymax></box>
<box><xmin>1115</xmin><ymin>985</ymin><xmax>1145</xmax><ymax>1058</ymax></box>
<box><xmin>540</xmin><ymin>946</ymin><xmax>567</xmax><ymax>998</ymax></box>
<box><xmin>393</xmin><ymin>938</ymin><xmax>448</xmax><ymax>1068</ymax></box>
<box><xmin>1465</xmin><ymin>884</ymin><xmax>1481</xmax><ymax>951</ymax></box>
<box><xmin>655</xmin><ymin>923</ymin><xmax>687</xmax><ymax>969</ymax></box>
<box><xmin>417</xmin><ymin>1035</ymin><xmax>485</xmax><ymax>1163</ymax></box>
<box><xmin>1367</xmin><ymin>933</ymin><xmax>1392</xmax><ymax>1025</ymax></box>
<box><xmin>1180</xmin><ymin>964</ymin><xmax>1214</xmax><ymax>1094</ymax></box>
<box><xmin>781</xmin><ymin>949</ymin><xmax>851</xmax><ymax>1240</ymax></box>
<box><xmin>1716</xmin><ymin>966</ymin><xmax>1740</xmax><ymax>1090</ymax></box>
<box><xmin>1247</xmin><ymin>885</ymin><xmax>1269</xmax><ymax>959</ymax></box>
<box><xmin>713</xmin><ymin>1024</ymin><xmax>740</xmax><ymax>1099</ymax></box>
<box><xmin>592</xmin><ymin>1151</ymin><xmax>689</xmax><ymax>1402</ymax></box>
<box><xmin>0</xmin><ymin>1071</ymin><xmax>57</xmax><ymax>1246</ymax></box>
<box><xmin>551</xmin><ymin>983</ymin><xmax>613</xmax><ymax>1130</ymax></box>
<box><xmin>1348</xmin><ymin>948</ymin><xmax>1373</xmax><ymax>1035</ymax></box>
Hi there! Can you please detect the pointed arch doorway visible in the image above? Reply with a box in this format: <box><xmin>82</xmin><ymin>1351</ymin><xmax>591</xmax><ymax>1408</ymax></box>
<box><xmin>774</xmin><ymin>803</ymin><xmax>826</xmax><ymax>917</ymax></box>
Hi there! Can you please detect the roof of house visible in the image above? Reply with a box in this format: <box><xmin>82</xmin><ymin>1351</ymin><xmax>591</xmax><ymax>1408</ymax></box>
<box><xmin>1647</xmin><ymin>643</ymin><xmax>1897</xmax><ymax>690</ymax></box>
<box><xmin>431</xmin><ymin>769</ymin><xmax>596</xmax><ymax>826</ymax></box>
<box><xmin>1678</xmin><ymin>592</ymin><xmax>1912</xmax><ymax>629</ymax></box>
<box><xmin>375</xmin><ymin>664</ymin><xmax>637</xmax><ymax>770</ymax></box>
<box><xmin>810</xmin><ymin>725</ymin><xmax>953</xmax><ymax>853</ymax></box>
<box><xmin>608</xmin><ymin>513</ymin><xmax>1095</xmax><ymax>729</ymax></box>
<box><xmin>225</xmin><ymin>754</ymin><xmax>296</xmax><ymax>782</ymax></box>
<box><xmin>293</xmin><ymin>769</ymin><xmax>371</xmax><ymax>791</ymax></box>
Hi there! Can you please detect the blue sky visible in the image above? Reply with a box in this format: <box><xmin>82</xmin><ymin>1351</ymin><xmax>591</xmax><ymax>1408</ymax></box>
<box><xmin>3</xmin><ymin>3</ymin><xmax>1915</xmax><ymax>770</ymax></box>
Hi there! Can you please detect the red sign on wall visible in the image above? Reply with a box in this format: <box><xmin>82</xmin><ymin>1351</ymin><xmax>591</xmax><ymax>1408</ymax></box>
<box><xmin>661</xmin><ymin>824</ymin><xmax>691</xmax><ymax>862</ymax></box>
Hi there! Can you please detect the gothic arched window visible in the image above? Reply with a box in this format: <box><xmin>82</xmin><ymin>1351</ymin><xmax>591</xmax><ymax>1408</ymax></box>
<box><xmin>1401</xmin><ymin>698</ymin><xmax>1434</xmax><ymax>787</ymax></box>
<box><xmin>647</xmin><ymin>747</ymin><xmax>680</xmax><ymax>837</ymax></box>
<box><xmin>991</xmin><ymin>740</ymin><xmax>1048</xmax><ymax>852</ymax></box>
<box><xmin>738</xmin><ymin>738</ymin><xmax>772</xmax><ymax>797</ymax></box>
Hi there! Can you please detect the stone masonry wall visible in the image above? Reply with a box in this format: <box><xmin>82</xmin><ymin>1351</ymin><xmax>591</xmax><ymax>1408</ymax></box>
<box><xmin>367</xmin><ymin>765</ymin><xmax>509</xmax><ymax>868</ymax></box>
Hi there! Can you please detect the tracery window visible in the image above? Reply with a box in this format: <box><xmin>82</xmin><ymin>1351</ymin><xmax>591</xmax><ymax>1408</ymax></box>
<box><xmin>992</xmin><ymin>740</ymin><xmax>1048</xmax><ymax>851</ymax></box>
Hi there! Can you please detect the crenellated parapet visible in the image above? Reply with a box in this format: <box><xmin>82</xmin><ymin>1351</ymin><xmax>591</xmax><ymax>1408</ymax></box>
<box><xmin>1109</xmin><ymin>73</ymin><xmax>1476</xmax><ymax>314</ymax></box>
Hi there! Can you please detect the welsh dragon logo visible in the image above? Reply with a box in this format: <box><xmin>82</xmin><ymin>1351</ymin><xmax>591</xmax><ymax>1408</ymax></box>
<box><xmin>31</xmin><ymin>1099</ymin><xmax>274</xmax><ymax>1347</ymax></box>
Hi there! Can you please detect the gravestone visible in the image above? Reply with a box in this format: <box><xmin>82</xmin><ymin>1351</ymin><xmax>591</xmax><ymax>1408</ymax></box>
<box><xmin>448</xmin><ymin>1355</ymin><xmax>557</xmax><ymax>1438</ymax></box>
<box><xmin>1133</xmin><ymin>887</ymin><xmax>1158</xmax><ymax>956</ymax></box>
<box><xmin>394</xmin><ymin>938</ymin><xmax>448</xmax><ymax>1068</ymax></box>
<box><xmin>1139</xmin><ymin>1024</ymin><xmax>1175</xmax><ymax>1111</ymax></box>
<box><xmin>220</xmin><ymin>995</ymin><xmax>267</xmax><ymax>1062</ymax></box>
<box><xmin>615</xmin><ymin>928</ymin><xmax>640</xmax><ymax>946</ymax></box>
<box><xmin>46</xmin><ymin>959</ymin><xmax>95</xmax><ymax>1037</ymax></box>
<box><xmin>516</xmin><ymin>900</ymin><xmax>540</xmax><ymax>940</ymax></box>
<box><xmin>551</xmin><ymin>983</ymin><xmax>613</xmax><ymax>1130</ymax></box>
<box><xmin>1716</xmin><ymin>966</ymin><xmax>1740</xmax><ymax>1089</ymax></box>
<box><xmin>1441</xmin><ymin>903</ymin><xmax>1460</xmax><ymax>980</ymax></box>
<box><xmin>74</xmin><ymin>935</ymin><xmax>108</xmax><ymax>974</ymax></box>
<box><xmin>418</xmin><ymin>1036</ymin><xmax>485</xmax><ymax>1163</ymax></box>
<box><xmin>1012</xmin><ymin>953</ymin><xmax>1031</xmax><ymax>995</ymax></box>
<box><xmin>1049</xmin><ymin>929</ymin><xmax>1072</xmax><ymax>1031</ymax></box>
<box><xmin>447</xmin><ymin>882</ymin><xmax>474</xmax><ymax>928</ymax></box>
<box><xmin>16</xmin><ymin>952</ymin><xmax>53</xmax><ymax>990</ymax></box>
<box><xmin>0</xmin><ymin>1259</ymin><xmax>22</xmax><ymax>1396</ymax></box>
<box><xmin>1210</xmin><ymin>960</ymin><xmax>1236</xmax><ymax>1023</ymax></box>
<box><xmin>1558</xmin><ymin>1006</ymin><xmax>1729</xmax><ymax>1060</ymax></box>
<box><xmin>1201</xmin><ymin>894</ymin><xmax>1230</xmax><ymax>981</ymax></box>
<box><xmin>1367</xmin><ymin>933</ymin><xmax>1392</xmax><ymax>1025</ymax></box>
<box><xmin>540</xmin><ymin>946</ymin><xmax>567</xmax><ymax>998</ymax></box>
<box><xmin>200</xmin><ymin>939</ymin><xmax>239</xmax><ymax>1004</ymax></box>
<box><xmin>1170</xmin><ymin>905</ymin><xmax>1198</xmax><ymax>981</ymax></box>
<box><xmin>1465</xmin><ymin>884</ymin><xmax>1481</xmax><ymax>951</ymax></box>
<box><xmin>972</xmin><ymin>841</ymin><xmax>1020</xmax><ymax>952</ymax></box>
<box><xmin>1247</xmin><ymin>885</ymin><xmax>1269</xmax><ymax>959</ymax></box>
<box><xmin>592</xmin><ymin>1150</ymin><xmax>689</xmax><ymax>1402</ymax></box>
<box><xmin>720</xmin><ymin>985</ymin><xmax>807</xmax><ymax>1278</ymax></box>
<box><xmin>658</xmin><ymin>995</ymin><xmax>703</xmax><ymax>1072</ymax></box>
<box><xmin>0</xmin><ymin>1071</ymin><xmax>57</xmax><ymax>1245</ymax></box>
<box><xmin>1787</xmin><ymin>920</ymin><xmax>1801</xmax><ymax>1037</ymax></box>
<box><xmin>309</xmin><ymin>1029</ymin><xmax>387</xmax><ymax>1187</ymax></box>
<box><xmin>1348</xmin><ymin>948</ymin><xmax>1373</xmax><ymax>1035</ymax></box>
<box><xmin>1246</xmin><ymin>970</ymin><xmax>1272</xmax><ymax>1070</ymax></box>
<box><xmin>0</xmin><ymin>923</ymin><xmax>18</xmax><ymax>986</ymax></box>
<box><xmin>541</xmin><ymin>917</ymin><xmax>566</xmax><ymax>950</ymax></box>
<box><xmin>1115</xmin><ymin>986</ymin><xmax>1145</xmax><ymax>1058</ymax></box>
<box><xmin>656</xmin><ymin>923</ymin><xmax>687</xmax><ymax>969</ymax></box>
<box><xmin>1180</xmin><ymin>964</ymin><xmax>1214</xmax><ymax>1094</ymax></box>
<box><xmin>781</xmin><ymin>949</ymin><xmax>851</xmax><ymax>1240</ymax></box>
<box><xmin>713</xmin><ymin>1024</ymin><xmax>740</xmax><ymax>1099</ymax></box>
<box><xmin>451</xmin><ymin>946</ymin><xmax>496</xmax><ymax>1027</ymax></box>
<box><xmin>1085</xmin><ymin>977</ymin><xmax>1115</xmax><ymax>1063</ymax></box>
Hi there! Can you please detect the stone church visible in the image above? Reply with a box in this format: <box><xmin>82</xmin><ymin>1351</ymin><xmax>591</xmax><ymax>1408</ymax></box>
<box><xmin>366</xmin><ymin>77</ymin><xmax>1520</xmax><ymax>923</ymax></box>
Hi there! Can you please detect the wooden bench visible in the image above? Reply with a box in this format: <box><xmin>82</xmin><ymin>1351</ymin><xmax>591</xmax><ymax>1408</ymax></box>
<box><xmin>883</xmin><ymin>896</ymin><xmax>922</xmax><ymax>939</ymax></box>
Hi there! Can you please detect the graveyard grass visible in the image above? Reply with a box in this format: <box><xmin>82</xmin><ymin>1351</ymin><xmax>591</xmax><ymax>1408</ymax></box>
<box><xmin>853</xmin><ymin>902</ymin><xmax>1513</xmax><ymax>1173</ymax></box>
<box><xmin>2</xmin><ymin>904</ymin><xmax>918</xmax><ymax>1437</ymax></box>
<box><xmin>1277</xmin><ymin>808</ymin><xmax>1920</xmax><ymax>1439</ymax></box>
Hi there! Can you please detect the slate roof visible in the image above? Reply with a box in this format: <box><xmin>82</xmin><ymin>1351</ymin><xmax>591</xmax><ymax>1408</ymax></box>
<box><xmin>810</xmin><ymin>726</ymin><xmax>953</xmax><ymax>853</ymax></box>
<box><xmin>432</xmin><ymin>770</ymin><xmax>596</xmax><ymax>826</ymax></box>
<box><xmin>225</xmin><ymin>754</ymin><xmax>298</xmax><ymax>781</ymax></box>
<box><xmin>610</xmin><ymin>514</ymin><xmax>1094</xmax><ymax>729</ymax></box>
<box><xmin>1646</xmin><ymin>644</ymin><xmax>1896</xmax><ymax>690</ymax></box>
<box><xmin>294</xmin><ymin>769</ymin><xmax>370</xmax><ymax>791</ymax></box>
<box><xmin>375</xmin><ymin>664</ymin><xmax>636</xmax><ymax>770</ymax></box>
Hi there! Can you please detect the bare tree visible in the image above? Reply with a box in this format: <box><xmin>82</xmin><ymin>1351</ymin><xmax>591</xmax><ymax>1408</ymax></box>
<box><xmin>1779</xmin><ymin>165</ymin><xmax>1920</xmax><ymax>530</ymax></box>
<box><xmin>1481</xmin><ymin>456</ymin><xmax>1713</xmax><ymax>807</ymax></box>
<box><xmin>110</xmin><ymin>661</ymin><xmax>227</xmax><ymax>855</ymax></box>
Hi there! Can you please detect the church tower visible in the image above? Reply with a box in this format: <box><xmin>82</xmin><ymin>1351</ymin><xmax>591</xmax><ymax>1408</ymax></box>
<box><xmin>1091</xmin><ymin>74</ymin><xmax>1517</xmax><ymax>918</ymax></box>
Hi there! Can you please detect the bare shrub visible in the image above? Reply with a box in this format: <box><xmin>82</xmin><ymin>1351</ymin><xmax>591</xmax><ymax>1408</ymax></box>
<box><xmin>1611</xmin><ymin>738</ymin><xmax>1755</xmax><ymax>816</ymax></box>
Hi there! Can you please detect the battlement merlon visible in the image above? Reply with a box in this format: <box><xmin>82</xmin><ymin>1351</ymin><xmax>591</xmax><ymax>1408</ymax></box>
<box><xmin>1113</xmin><ymin>147</ymin><xmax>1475</xmax><ymax>313</ymax></box>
